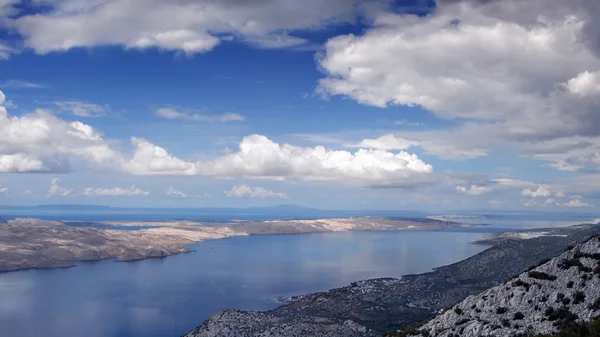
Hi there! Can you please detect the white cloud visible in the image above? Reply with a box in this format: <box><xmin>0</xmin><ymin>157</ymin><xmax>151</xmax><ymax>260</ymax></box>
<box><xmin>0</xmin><ymin>185</ymin><xmax>8</xmax><ymax>193</ymax></box>
<box><xmin>83</xmin><ymin>185</ymin><xmax>150</xmax><ymax>196</ymax></box>
<box><xmin>225</xmin><ymin>185</ymin><xmax>287</xmax><ymax>199</ymax></box>
<box><xmin>165</xmin><ymin>186</ymin><xmax>188</xmax><ymax>198</ymax></box>
<box><xmin>317</xmin><ymin>0</ymin><xmax>600</xmax><ymax>168</ymax></box>
<box><xmin>122</xmin><ymin>134</ymin><xmax>435</xmax><ymax>188</ymax></box>
<box><xmin>0</xmin><ymin>91</ymin><xmax>123</xmax><ymax>173</ymax></box>
<box><xmin>11</xmin><ymin>0</ymin><xmax>367</xmax><ymax>55</ymax></box>
<box><xmin>456</xmin><ymin>185</ymin><xmax>492</xmax><ymax>195</ymax></box>
<box><xmin>565</xmin><ymin>71</ymin><xmax>600</xmax><ymax>97</ymax></box>
<box><xmin>155</xmin><ymin>107</ymin><xmax>244</xmax><ymax>122</ymax></box>
<box><xmin>556</xmin><ymin>197</ymin><xmax>594</xmax><ymax>208</ymax></box>
<box><xmin>47</xmin><ymin>178</ymin><xmax>74</xmax><ymax>197</ymax></box>
<box><xmin>53</xmin><ymin>101</ymin><xmax>107</xmax><ymax>117</ymax></box>
<box><xmin>1</xmin><ymin>90</ymin><xmax>434</xmax><ymax>188</ymax></box>
<box><xmin>346</xmin><ymin>134</ymin><xmax>418</xmax><ymax>150</ymax></box>
<box><xmin>0</xmin><ymin>79</ymin><xmax>44</xmax><ymax>89</ymax></box>
<box><xmin>522</xmin><ymin>185</ymin><xmax>552</xmax><ymax>198</ymax></box>
<box><xmin>488</xmin><ymin>200</ymin><xmax>502</xmax><ymax>206</ymax></box>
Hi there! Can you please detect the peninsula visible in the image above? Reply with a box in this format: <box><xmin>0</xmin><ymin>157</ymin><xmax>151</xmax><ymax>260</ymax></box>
<box><xmin>0</xmin><ymin>216</ymin><xmax>474</xmax><ymax>272</ymax></box>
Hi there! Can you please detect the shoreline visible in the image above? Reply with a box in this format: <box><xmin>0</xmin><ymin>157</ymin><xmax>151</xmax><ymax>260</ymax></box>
<box><xmin>185</xmin><ymin>222</ymin><xmax>600</xmax><ymax>337</ymax></box>
<box><xmin>0</xmin><ymin>216</ymin><xmax>480</xmax><ymax>273</ymax></box>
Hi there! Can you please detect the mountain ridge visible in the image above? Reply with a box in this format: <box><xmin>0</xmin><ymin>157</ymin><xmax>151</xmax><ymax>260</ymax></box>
<box><xmin>397</xmin><ymin>234</ymin><xmax>600</xmax><ymax>337</ymax></box>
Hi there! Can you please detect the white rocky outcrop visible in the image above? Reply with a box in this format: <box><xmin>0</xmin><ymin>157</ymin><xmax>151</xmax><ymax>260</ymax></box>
<box><xmin>410</xmin><ymin>235</ymin><xmax>600</xmax><ymax>337</ymax></box>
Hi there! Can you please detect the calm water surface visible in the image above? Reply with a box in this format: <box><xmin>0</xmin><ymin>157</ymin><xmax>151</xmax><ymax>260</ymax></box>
<box><xmin>2</xmin><ymin>231</ymin><xmax>491</xmax><ymax>337</ymax></box>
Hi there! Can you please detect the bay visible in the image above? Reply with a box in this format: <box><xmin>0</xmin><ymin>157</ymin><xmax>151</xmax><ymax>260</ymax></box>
<box><xmin>0</xmin><ymin>230</ymin><xmax>490</xmax><ymax>337</ymax></box>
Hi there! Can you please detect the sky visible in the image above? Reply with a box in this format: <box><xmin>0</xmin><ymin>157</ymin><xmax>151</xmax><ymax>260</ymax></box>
<box><xmin>0</xmin><ymin>0</ymin><xmax>599</xmax><ymax>211</ymax></box>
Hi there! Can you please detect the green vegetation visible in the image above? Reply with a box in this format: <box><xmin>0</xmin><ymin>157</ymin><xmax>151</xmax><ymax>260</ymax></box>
<box><xmin>559</xmin><ymin>258</ymin><xmax>593</xmax><ymax>273</ymax></box>
<box><xmin>497</xmin><ymin>307</ymin><xmax>508</xmax><ymax>314</ymax></box>
<box><xmin>530</xmin><ymin>316</ymin><xmax>600</xmax><ymax>337</ymax></box>
<box><xmin>588</xmin><ymin>298</ymin><xmax>600</xmax><ymax>311</ymax></box>
<box><xmin>573</xmin><ymin>291</ymin><xmax>586</xmax><ymax>305</ymax></box>
<box><xmin>513</xmin><ymin>279</ymin><xmax>532</xmax><ymax>291</ymax></box>
<box><xmin>528</xmin><ymin>271</ymin><xmax>558</xmax><ymax>281</ymax></box>
<box><xmin>382</xmin><ymin>321</ymin><xmax>429</xmax><ymax>337</ymax></box>
<box><xmin>514</xmin><ymin>312</ymin><xmax>525</xmax><ymax>320</ymax></box>
<box><xmin>454</xmin><ymin>307</ymin><xmax>463</xmax><ymax>315</ymax></box>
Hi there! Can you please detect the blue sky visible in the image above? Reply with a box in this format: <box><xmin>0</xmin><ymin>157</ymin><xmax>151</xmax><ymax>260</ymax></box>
<box><xmin>0</xmin><ymin>0</ymin><xmax>599</xmax><ymax>211</ymax></box>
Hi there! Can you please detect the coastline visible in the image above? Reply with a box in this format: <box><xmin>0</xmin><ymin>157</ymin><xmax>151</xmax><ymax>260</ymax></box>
<box><xmin>0</xmin><ymin>216</ymin><xmax>479</xmax><ymax>273</ymax></box>
<box><xmin>185</xmin><ymin>222</ymin><xmax>600</xmax><ymax>337</ymax></box>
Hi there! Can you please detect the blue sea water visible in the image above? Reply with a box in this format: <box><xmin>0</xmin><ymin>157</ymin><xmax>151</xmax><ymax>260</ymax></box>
<box><xmin>1</xmin><ymin>230</ymin><xmax>491</xmax><ymax>337</ymax></box>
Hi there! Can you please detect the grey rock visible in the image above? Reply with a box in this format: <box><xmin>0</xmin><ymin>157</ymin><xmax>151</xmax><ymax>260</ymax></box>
<box><xmin>184</xmin><ymin>224</ymin><xmax>600</xmax><ymax>337</ymax></box>
<box><xmin>411</xmin><ymin>234</ymin><xmax>600</xmax><ymax>336</ymax></box>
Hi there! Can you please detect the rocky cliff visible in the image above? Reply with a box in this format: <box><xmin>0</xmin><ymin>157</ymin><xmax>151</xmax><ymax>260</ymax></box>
<box><xmin>400</xmin><ymin>234</ymin><xmax>600</xmax><ymax>337</ymax></box>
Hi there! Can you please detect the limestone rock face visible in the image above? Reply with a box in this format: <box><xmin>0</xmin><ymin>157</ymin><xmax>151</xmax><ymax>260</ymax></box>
<box><xmin>185</xmin><ymin>310</ymin><xmax>379</xmax><ymax>337</ymax></box>
<box><xmin>411</xmin><ymin>235</ymin><xmax>600</xmax><ymax>337</ymax></box>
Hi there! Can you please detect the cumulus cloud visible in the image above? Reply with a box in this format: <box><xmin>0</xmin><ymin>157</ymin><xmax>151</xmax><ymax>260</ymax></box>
<box><xmin>225</xmin><ymin>185</ymin><xmax>287</xmax><ymax>199</ymax></box>
<box><xmin>155</xmin><ymin>107</ymin><xmax>245</xmax><ymax>122</ymax></box>
<box><xmin>456</xmin><ymin>185</ymin><xmax>492</xmax><ymax>195</ymax></box>
<box><xmin>83</xmin><ymin>185</ymin><xmax>150</xmax><ymax>196</ymax></box>
<box><xmin>0</xmin><ymin>90</ymin><xmax>434</xmax><ymax>188</ymax></box>
<box><xmin>558</xmin><ymin>199</ymin><xmax>594</xmax><ymax>208</ymax></box>
<box><xmin>0</xmin><ymin>93</ymin><xmax>123</xmax><ymax>173</ymax></box>
<box><xmin>128</xmin><ymin>134</ymin><xmax>435</xmax><ymax>188</ymax></box>
<box><xmin>317</xmin><ymin>0</ymin><xmax>600</xmax><ymax>168</ymax></box>
<box><xmin>53</xmin><ymin>101</ymin><xmax>107</xmax><ymax>117</ymax></box>
<box><xmin>522</xmin><ymin>185</ymin><xmax>552</xmax><ymax>198</ymax></box>
<box><xmin>165</xmin><ymin>186</ymin><xmax>188</xmax><ymax>198</ymax></box>
<box><xmin>9</xmin><ymin>0</ymin><xmax>374</xmax><ymax>55</ymax></box>
<box><xmin>346</xmin><ymin>134</ymin><xmax>418</xmax><ymax>150</ymax></box>
<box><xmin>488</xmin><ymin>200</ymin><xmax>502</xmax><ymax>206</ymax></box>
<box><xmin>47</xmin><ymin>178</ymin><xmax>74</xmax><ymax>197</ymax></box>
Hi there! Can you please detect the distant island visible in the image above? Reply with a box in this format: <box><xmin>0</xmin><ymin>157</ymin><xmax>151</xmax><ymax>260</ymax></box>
<box><xmin>0</xmin><ymin>216</ymin><xmax>477</xmax><ymax>273</ymax></box>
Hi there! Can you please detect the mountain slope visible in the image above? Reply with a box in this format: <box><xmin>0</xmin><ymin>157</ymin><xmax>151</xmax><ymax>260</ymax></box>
<box><xmin>402</xmin><ymin>235</ymin><xmax>600</xmax><ymax>337</ymax></box>
<box><xmin>184</xmin><ymin>224</ymin><xmax>599</xmax><ymax>337</ymax></box>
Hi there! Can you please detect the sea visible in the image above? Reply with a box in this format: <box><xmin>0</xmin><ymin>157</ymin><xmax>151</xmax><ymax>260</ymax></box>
<box><xmin>0</xmin><ymin>207</ymin><xmax>597</xmax><ymax>337</ymax></box>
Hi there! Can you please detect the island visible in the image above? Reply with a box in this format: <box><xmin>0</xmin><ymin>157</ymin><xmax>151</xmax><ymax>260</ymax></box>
<box><xmin>0</xmin><ymin>216</ymin><xmax>475</xmax><ymax>272</ymax></box>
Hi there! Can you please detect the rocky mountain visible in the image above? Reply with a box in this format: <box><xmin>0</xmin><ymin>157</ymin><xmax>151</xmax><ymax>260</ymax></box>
<box><xmin>399</xmin><ymin>234</ymin><xmax>600</xmax><ymax>337</ymax></box>
<box><xmin>184</xmin><ymin>223</ymin><xmax>600</xmax><ymax>337</ymax></box>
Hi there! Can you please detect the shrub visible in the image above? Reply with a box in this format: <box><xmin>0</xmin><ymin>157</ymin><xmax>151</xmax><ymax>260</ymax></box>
<box><xmin>534</xmin><ymin>316</ymin><xmax>600</xmax><ymax>337</ymax></box>
<box><xmin>512</xmin><ymin>279</ymin><xmax>532</xmax><ymax>291</ymax></box>
<box><xmin>547</xmin><ymin>307</ymin><xmax>579</xmax><ymax>330</ymax></box>
<box><xmin>383</xmin><ymin>322</ymin><xmax>427</xmax><ymax>337</ymax></box>
<box><xmin>588</xmin><ymin>297</ymin><xmax>600</xmax><ymax>311</ymax></box>
<box><xmin>454</xmin><ymin>308</ymin><xmax>463</xmax><ymax>315</ymax></box>
<box><xmin>502</xmin><ymin>319</ymin><xmax>511</xmax><ymax>327</ymax></box>
<box><xmin>567</xmin><ymin>281</ymin><xmax>575</xmax><ymax>288</ymax></box>
<box><xmin>496</xmin><ymin>307</ymin><xmax>507</xmax><ymax>314</ymax></box>
<box><xmin>558</xmin><ymin>258</ymin><xmax>592</xmax><ymax>273</ymax></box>
<box><xmin>573</xmin><ymin>291</ymin><xmax>586</xmax><ymax>305</ymax></box>
<box><xmin>528</xmin><ymin>271</ymin><xmax>558</xmax><ymax>281</ymax></box>
<box><xmin>562</xmin><ymin>297</ymin><xmax>572</xmax><ymax>305</ymax></box>
<box><xmin>513</xmin><ymin>312</ymin><xmax>525</xmax><ymax>320</ymax></box>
